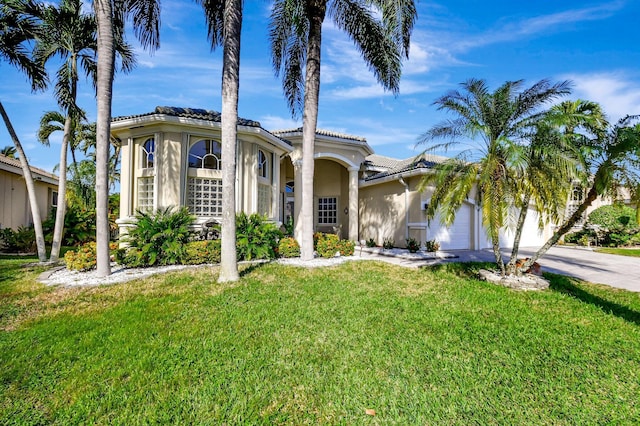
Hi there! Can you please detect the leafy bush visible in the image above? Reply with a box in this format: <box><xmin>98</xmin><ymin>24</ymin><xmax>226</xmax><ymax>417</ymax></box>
<box><xmin>382</xmin><ymin>238</ymin><xmax>394</xmax><ymax>249</ymax></box>
<box><xmin>43</xmin><ymin>205</ymin><xmax>96</xmax><ymax>246</ymax></box>
<box><xmin>0</xmin><ymin>226</ymin><xmax>36</xmax><ymax>253</ymax></box>
<box><xmin>315</xmin><ymin>233</ymin><xmax>354</xmax><ymax>258</ymax></box>
<box><xmin>406</xmin><ymin>237</ymin><xmax>421</xmax><ymax>253</ymax></box>
<box><xmin>183</xmin><ymin>240</ymin><xmax>221</xmax><ymax>265</ymax></box>
<box><xmin>64</xmin><ymin>242</ymin><xmax>119</xmax><ymax>271</ymax></box>
<box><xmin>278</xmin><ymin>237</ymin><xmax>300</xmax><ymax>258</ymax></box>
<box><xmin>235</xmin><ymin>212</ymin><xmax>282</xmax><ymax>261</ymax></box>
<box><xmin>119</xmin><ymin>207</ymin><xmax>195</xmax><ymax>267</ymax></box>
<box><xmin>366</xmin><ymin>238</ymin><xmax>377</xmax><ymax>247</ymax></box>
<box><xmin>588</xmin><ymin>205</ymin><xmax>638</xmax><ymax>230</ymax></box>
<box><xmin>425</xmin><ymin>239</ymin><xmax>440</xmax><ymax>252</ymax></box>
<box><xmin>564</xmin><ymin>229</ymin><xmax>594</xmax><ymax>245</ymax></box>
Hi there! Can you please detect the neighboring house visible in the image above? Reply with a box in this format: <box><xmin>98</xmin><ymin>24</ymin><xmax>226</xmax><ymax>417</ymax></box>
<box><xmin>111</xmin><ymin>107</ymin><xmax>581</xmax><ymax>250</ymax></box>
<box><xmin>0</xmin><ymin>154</ymin><xmax>59</xmax><ymax>230</ymax></box>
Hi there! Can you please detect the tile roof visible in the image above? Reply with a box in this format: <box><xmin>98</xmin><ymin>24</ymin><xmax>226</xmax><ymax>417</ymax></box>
<box><xmin>0</xmin><ymin>154</ymin><xmax>59</xmax><ymax>182</ymax></box>
<box><xmin>271</xmin><ymin>127</ymin><xmax>367</xmax><ymax>142</ymax></box>
<box><xmin>112</xmin><ymin>106</ymin><xmax>262</xmax><ymax>128</ymax></box>
<box><xmin>363</xmin><ymin>153</ymin><xmax>448</xmax><ymax>181</ymax></box>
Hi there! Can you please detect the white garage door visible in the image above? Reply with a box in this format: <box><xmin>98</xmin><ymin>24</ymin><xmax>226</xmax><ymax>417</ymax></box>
<box><xmin>428</xmin><ymin>204</ymin><xmax>472</xmax><ymax>250</ymax></box>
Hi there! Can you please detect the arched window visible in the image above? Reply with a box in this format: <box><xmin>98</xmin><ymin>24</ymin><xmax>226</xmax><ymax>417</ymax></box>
<box><xmin>189</xmin><ymin>139</ymin><xmax>221</xmax><ymax>169</ymax></box>
<box><xmin>258</xmin><ymin>149</ymin><xmax>269</xmax><ymax>179</ymax></box>
<box><xmin>142</xmin><ymin>138</ymin><xmax>155</xmax><ymax>168</ymax></box>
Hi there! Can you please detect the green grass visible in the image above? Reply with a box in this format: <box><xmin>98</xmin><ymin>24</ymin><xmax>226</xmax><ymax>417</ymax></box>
<box><xmin>595</xmin><ymin>247</ymin><xmax>640</xmax><ymax>257</ymax></box>
<box><xmin>2</xmin><ymin>258</ymin><xmax>640</xmax><ymax>424</ymax></box>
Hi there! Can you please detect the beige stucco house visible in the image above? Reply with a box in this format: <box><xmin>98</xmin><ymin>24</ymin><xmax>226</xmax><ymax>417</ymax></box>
<box><xmin>0</xmin><ymin>154</ymin><xmax>59</xmax><ymax>230</ymax></box>
<box><xmin>111</xmin><ymin>107</ymin><xmax>557</xmax><ymax>250</ymax></box>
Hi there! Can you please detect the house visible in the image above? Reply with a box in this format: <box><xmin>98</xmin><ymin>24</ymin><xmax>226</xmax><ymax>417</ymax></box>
<box><xmin>0</xmin><ymin>154</ymin><xmax>59</xmax><ymax>230</ymax></box>
<box><xmin>112</xmin><ymin>106</ymin><xmax>555</xmax><ymax>250</ymax></box>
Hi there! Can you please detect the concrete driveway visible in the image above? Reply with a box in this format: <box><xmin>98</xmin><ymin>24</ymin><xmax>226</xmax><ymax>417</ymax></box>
<box><xmin>360</xmin><ymin>246</ymin><xmax>640</xmax><ymax>292</ymax></box>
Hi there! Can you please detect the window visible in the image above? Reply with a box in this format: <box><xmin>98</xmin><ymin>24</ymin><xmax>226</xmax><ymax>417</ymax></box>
<box><xmin>137</xmin><ymin>177</ymin><xmax>154</xmax><ymax>212</ymax></box>
<box><xmin>187</xmin><ymin>178</ymin><xmax>222</xmax><ymax>216</ymax></box>
<box><xmin>189</xmin><ymin>139</ymin><xmax>221</xmax><ymax>169</ymax></box>
<box><xmin>51</xmin><ymin>191</ymin><xmax>58</xmax><ymax>208</ymax></box>
<box><xmin>258</xmin><ymin>150</ymin><xmax>269</xmax><ymax>179</ymax></box>
<box><xmin>571</xmin><ymin>185</ymin><xmax>584</xmax><ymax>203</ymax></box>
<box><xmin>141</xmin><ymin>138</ymin><xmax>155</xmax><ymax>168</ymax></box>
<box><xmin>285</xmin><ymin>181</ymin><xmax>294</xmax><ymax>193</ymax></box>
<box><xmin>257</xmin><ymin>183</ymin><xmax>271</xmax><ymax>216</ymax></box>
<box><xmin>318</xmin><ymin>197</ymin><xmax>337</xmax><ymax>225</ymax></box>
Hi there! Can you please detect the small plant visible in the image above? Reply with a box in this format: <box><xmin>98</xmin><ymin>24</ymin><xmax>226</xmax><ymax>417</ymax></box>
<box><xmin>235</xmin><ymin>212</ymin><xmax>282</xmax><ymax>261</ymax></box>
<box><xmin>278</xmin><ymin>237</ymin><xmax>300</xmax><ymax>258</ymax></box>
<box><xmin>283</xmin><ymin>216</ymin><xmax>294</xmax><ymax>237</ymax></box>
<box><xmin>382</xmin><ymin>238</ymin><xmax>394</xmax><ymax>249</ymax></box>
<box><xmin>338</xmin><ymin>239</ymin><xmax>355</xmax><ymax>256</ymax></box>
<box><xmin>425</xmin><ymin>239</ymin><xmax>440</xmax><ymax>252</ymax></box>
<box><xmin>406</xmin><ymin>237</ymin><xmax>421</xmax><ymax>253</ymax></box>
<box><xmin>366</xmin><ymin>238</ymin><xmax>377</xmax><ymax>247</ymax></box>
<box><xmin>0</xmin><ymin>226</ymin><xmax>36</xmax><ymax>253</ymax></box>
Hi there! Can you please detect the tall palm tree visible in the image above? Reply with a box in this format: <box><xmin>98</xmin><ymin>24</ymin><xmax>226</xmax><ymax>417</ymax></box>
<box><xmin>523</xmin><ymin>114</ymin><xmax>640</xmax><ymax>270</ymax></box>
<box><xmin>417</xmin><ymin>79</ymin><xmax>571</xmax><ymax>274</ymax></box>
<box><xmin>34</xmin><ymin>0</ymin><xmax>134</xmax><ymax>262</ymax></box>
<box><xmin>94</xmin><ymin>0</ymin><xmax>159</xmax><ymax>276</ymax></box>
<box><xmin>269</xmin><ymin>0</ymin><xmax>417</xmax><ymax>260</ymax></box>
<box><xmin>198</xmin><ymin>0</ymin><xmax>243</xmax><ymax>282</ymax></box>
<box><xmin>0</xmin><ymin>0</ymin><xmax>48</xmax><ymax>261</ymax></box>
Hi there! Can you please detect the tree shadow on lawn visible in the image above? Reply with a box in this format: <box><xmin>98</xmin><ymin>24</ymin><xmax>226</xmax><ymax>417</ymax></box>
<box><xmin>548</xmin><ymin>273</ymin><xmax>640</xmax><ymax>327</ymax></box>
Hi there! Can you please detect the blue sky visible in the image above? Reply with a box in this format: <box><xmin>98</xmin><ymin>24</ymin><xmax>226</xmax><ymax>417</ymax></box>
<box><xmin>2</xmin><ymin>0</ymin><xmax>640</xmax><ymax>174</ymax></box>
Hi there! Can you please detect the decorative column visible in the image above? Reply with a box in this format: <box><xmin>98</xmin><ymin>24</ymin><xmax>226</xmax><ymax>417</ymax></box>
<box><xmin>290</xmin><ymin>149</ymin><xmax>303</xmax><ymax>242</ymax></box>
<box><xmin>348</xmin><ymin>167</ymin><xmax>359</xmax><ymax>242</ymax></box>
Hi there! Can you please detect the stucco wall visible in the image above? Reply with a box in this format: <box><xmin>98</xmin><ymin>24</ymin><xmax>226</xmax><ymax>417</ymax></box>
<box><xmin>0</xmin><ymin>169</ymin><xmax>55</xmax><ymax>229</ymax></box>
<box><xmin>359</xmin><ymin>179</ymin><xmax>407</xmax><ymax>246</ymax></box>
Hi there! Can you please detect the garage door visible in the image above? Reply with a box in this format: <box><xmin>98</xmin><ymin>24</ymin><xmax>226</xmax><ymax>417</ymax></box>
<box><xmin>428</xmin><ymin>204</ymin><xmax>471</xmax><ymax>250</ymax></box>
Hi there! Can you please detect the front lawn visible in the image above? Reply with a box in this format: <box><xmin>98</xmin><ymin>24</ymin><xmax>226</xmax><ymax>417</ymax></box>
<box><xmin>1</xmin><ymin>258</ymin><xmax>639</xmax><ymax>424</ymax></box>
<box><xmin>595</xmin><ymin>247</ymin><xmax>640</xmax><ymax>257</ymax></box>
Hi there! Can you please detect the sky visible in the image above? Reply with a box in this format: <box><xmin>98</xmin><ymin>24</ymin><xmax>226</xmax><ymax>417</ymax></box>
<box><xmin>1</xmin><ymin>0</ymin><xmax>640</xmax><ymax>175</ymax></box>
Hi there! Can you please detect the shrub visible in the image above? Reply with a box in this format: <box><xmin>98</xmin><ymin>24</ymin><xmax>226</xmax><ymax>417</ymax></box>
<box><xmin>278</xmin><ymin>237</ymin><xmax>300</xmax><ymax>258</ymax></box>
<box><xmin>366</xmin><ymin>238</ymin><xmax>377</xmax><ymax>247</ymax></box>
<box><xmin>406</xmin><ymin>237</ymin><xmax>421</xmax><ymax>253</ymax></box>
<box><xmin>43</xmin><ymin>205</ymin><xmax>96</xmax><ymax>246</ymax></box>
<box><xmin>64</xmin><ymin>242</ymin><xmax>119</xmax><ymax>271</ymax></box>
<box><xmin>235</xmin><ymin>212</ymin><xmax>282</xmax><ymax>261</ymax></box>
<box><xmin>184</xmin><ymin>240</ymin><xmax>221</xmax><ymax>265</ymax></box>
<box><xmin>588</xmin><ymin>205</ymin><xmax>638</xmax><ymax>230</ymax></box>
<box><xmin>0</xmin><ymin>226</ymin><xmax>36</xmax><ymax>253</ymax></box>
<box><xmin>425</xmin><ymin>239</ymin><xmax>440</xmax><ymax>252</ymax></box>
<box><xmin>120</xmin><ymin>207</ymin><xmax>195</xmax><ymax>267</ymax></box>
<box><xmin>382</xmin><ymin>238</ymin><xmax>394</xmax><ymax>250</ymax></box>
<box><xmin>315</xmin><ymin>233</ymin><xmax>354</xmax><ymax>258</ymax></box>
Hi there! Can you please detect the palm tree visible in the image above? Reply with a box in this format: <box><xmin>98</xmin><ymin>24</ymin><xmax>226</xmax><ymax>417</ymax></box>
<box><xmin>269</xmin><ymin>0</ymin><xmax>417</xmax><ymax>260</ymax></box>
<box><xmin>507</xmin><ymin>100</ymin><xmax>607</xmax><ymax>274</ymax></box>
<box><xmin>417</xmin><ymin>79</ymin><xmax>571</xmax><ymax>274</ymax></box>
<box><xmin>94</xmin><ymin>0</ymin><xmax>159</xmax><ymax>276</ymax></box>
<box><xmin>522</xmin><ymin>114</ymin><xmax>640</xmax><ymax>270</ymax></box>
<box><xmin>198</xmin><ymin>0</ymin><xmax>243</xmax><ymax>282</ymax></box>
<box><xmin>0</xmin><ymin>0</ymin><xmax>48</xmax><ymax>261</ymax></box>
<box><xmin>33</xmin><ymin>0</ymin><xmax>134</xmax><ymax>262</ymax></box>
<box><xmin>1</xmin><ymin>145</ymin><xmax>17</xmax><ymax>158</ymax></box>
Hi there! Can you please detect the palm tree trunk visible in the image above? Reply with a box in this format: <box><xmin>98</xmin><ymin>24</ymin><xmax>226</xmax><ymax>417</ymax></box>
<box><xmin>0</xmin><ymin>101</ymin><xmax>47</xmax><ymax>261</ymax></box>
<box><xmin>299</xmin><ymin>1</ymin><xmax>326</xmax><ymax>261</ymax></box>
<box><xmin>218</xmin><ymin>0</ymin><xmax>242</xmax><ymax>283</ymax></box>
<box><xmin>524</xmin><ymin>184</ymin><xmax>599</xmax><ymax>269</ymax></box>
<box><xmin>94</xmin><ymin>0</ymin><xmax>115</xmax><ymax>276</ymax></box>
<box><xmin>506</xmin><ymin>193</ymin><xmax>531</xmax><ymax>275</ymax></box>
<box><xmin>49</xmin><ymin>114</ymin><xmax>71</xmax><ymax>261</ymax></box>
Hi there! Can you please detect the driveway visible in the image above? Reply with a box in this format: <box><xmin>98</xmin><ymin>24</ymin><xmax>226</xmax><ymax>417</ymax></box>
<box><xmin>360</xmin><ymin>246</ymin><xmax>640</xmax><ymax>292</ymax></box>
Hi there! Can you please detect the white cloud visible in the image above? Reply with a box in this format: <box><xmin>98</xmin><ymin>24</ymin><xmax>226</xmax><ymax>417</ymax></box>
<box><xmin>565</xmin><ymin>71</ymin><xmax>640</xmax><ymax>120</ymax></box>
<box><xmin>258</xmin><ymin>115</ymin><xmax>300</xmax><ymax>131</ymax></box>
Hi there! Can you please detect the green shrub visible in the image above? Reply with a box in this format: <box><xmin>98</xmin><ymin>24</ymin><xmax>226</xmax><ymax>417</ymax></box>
<box><xmin>0</xmin><ymin>226</ymin><xmax>36</xmax><ymax>253</ymax></box>
<box><xmin>64</xmin><ymin>242</ymin><xmax>119</xmax><ymax>271</ymax></box>
<box><xmin>366</xmin><ymin>238</ymin><xmax>377</xmax><ymax>247</ymax></box>
<box><xmin>43</xmin><ymin>205</ymin><xmax>96</xmax><ymax>246</ymax></box>
<box><xmin>278</xmin><ymin>237</ymin><xmax>300</xmax><ymax>258</ymax></box>
<box><xmin>565</xmin><ymin>229</ymin><xmax>594</xmax><ymax>245</ymax></box>
<box><xmin>588</xmin><ymin>205</ymin><xmax>638</xmax><ymax>230</ymax></box>
<box><xmin>425</xmin><ymin>239</ymin><xmax>440</xmax><ymax>252</ymax></box>
<box><xmin>338</xmin><ymin>239</ymin><xmax>355</xmax><ymax>256</ymax></box>
<box><xmin>406</xmin><ymin>237</ymin><xmax>421</xmax><ymax>253</ymax></box>
<box><xmin>382</xmin><ymin>238</ymin><xmax>394</xmax><ymax>249</ymax></box>
<box><xmin>236</xmin><ymin>212</ymin><xmax>282</xmax><ymax>261</ymax></box>
<box><xmin>120</xmin><ymin>207</ymin><xmax>195</xmax><ymax>267</ymax></box>
<box><xmin>184</xmin><ymin>240</ymin><xmax>221</xmax><ymax>265</ymax></box>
